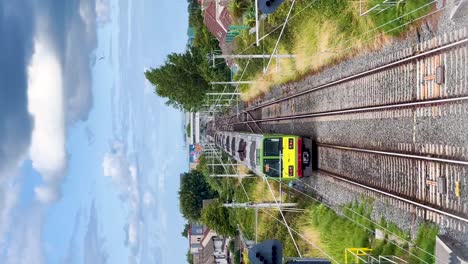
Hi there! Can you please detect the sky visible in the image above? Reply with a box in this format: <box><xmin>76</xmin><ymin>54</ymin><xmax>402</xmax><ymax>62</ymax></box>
<box><xmin>0</xmin><ymin>0</ymin><xmax>189</xmax><ymax>263</ymax></box>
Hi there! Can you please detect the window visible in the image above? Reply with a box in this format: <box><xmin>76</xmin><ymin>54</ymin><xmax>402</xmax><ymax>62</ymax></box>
<box><xmin>249</xmin><ymin>142</ymin><xmax>256</xmax><ymax>167</ymax></box>
<box><xmin>263</xmin><ymin>138</ymin><xmax>282</xmax><ymax>156</ymax></box>
<box><xmin>231</xmin><ymin>137</ymin><xmax>236</xmax><ymax>153</ymax></box>
<box><xmin>263</xmin><ymin>159</ymin><xmax>280</xmax><ymax>177</ymax></box>
<box><xmin>237</xmin><ymin>139</ymin><xmax>246</xmax><ymax>161</ymax></box>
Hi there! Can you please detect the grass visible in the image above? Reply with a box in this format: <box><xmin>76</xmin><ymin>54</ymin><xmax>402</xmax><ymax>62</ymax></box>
<box><xmin>232</xmin><ymin>180</ymin><xmax>439</xmax><ymax>263</ymax></box>
<box><xmin>228</xmin><ymin>0</ymin><xmax>250</xmax><ymax>21</ymax></box>
<box><xmin>197</xmin><ymin>156</ymin><xmax>439</xmax><ymax>263</ymax></box>
<box><xmin>410</xmin><ymin>223</ymin><xmax>439</xmax><ymax>263</ymax></box>
<box><xmin>367</xmin><ymin>0</ymin><xmax>434</xmax><ymax>36</ymax></box>
<box><xmin>228</xmin><ymin>0</ymin><xmax>434</xmax><ymax>100</ymax></box>
<box><xmin>304</xmin><ymin>203</ymin><xmax>372</xmax><ymax>260</ymax></box>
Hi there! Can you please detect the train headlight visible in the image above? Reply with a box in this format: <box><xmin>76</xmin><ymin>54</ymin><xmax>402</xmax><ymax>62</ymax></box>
<box><xmin>288</xmin><ymin>166</ymin><xmax>294</xmax><ymax>176</ymax></box>
<box><xmin>288</xmin><ymin>138</ymin><xmax>294</xmax><ymax>149</ymax></box>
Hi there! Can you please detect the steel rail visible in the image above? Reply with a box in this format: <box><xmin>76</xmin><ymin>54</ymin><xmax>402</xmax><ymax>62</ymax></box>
<box><xmin>246</xmin><ymin>112</ymin><xmax>263</xmax><ymax>133</ymax></box>
<box><xmin>318</xmin><ymin>143</ymin><xmax>468</xmax><ymax>166</ymax></box>
<box><xmin>236</xmin><ymin>96</ymin><xmax>468</xmax><ymax>124</ymax></box>
<box><xmin>320</xmin><ymin>170</ymin><xmax>468</xmax><ymax>223</ymax></box>
<box><xmin>243</xmin><ymin>37</ymin><xmax>468</xmax><ymax>112</ymax></box>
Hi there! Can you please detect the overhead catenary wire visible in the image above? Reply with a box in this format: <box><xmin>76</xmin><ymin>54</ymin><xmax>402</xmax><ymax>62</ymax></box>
<box><xmin>269</xmin><ymin>177</ymin><xmax>446</xmax><ymax>264</ymax></box>
<box><xmin>337</xmin><ymin>0</ymin><xmax>460</xmax><ymax>53</ymax></box>
<box><xmin>221</xmin><ymin>142</ymin><xmax>436</xmax><ymax>264</ymax></box>
<box><xmin>223</xmin><ymin>149</ymin><xmax>304</xmax><ymax>257</ymax></box>
<box><xmin>209</xmin><ymin>0</ymin><xmax>457</xmax><ymax>261</ymax></box>
<box><xmin>227</xmin><ymin>153</ymin><xmax>322</xmax><ymax>260</ymax></box>
<box><xmin>211</xmin><ymin>0</ymin><xmax>451</xmax><ymax>72</ymax></box>
<box><xmin>335</xmin><ymin>0</ymin><xmax>438</xmax><ymax>50</ymax></box>
<box><xmin>236</xmin><ymin>172</ymin><xmax>340</xmax><ymax>263</ymax></box>
<box><xmin>263</xmin><ymin>0</ymin><xmax>297</xmax><ymax>73</ymax></box>
<box><xmin>259</xmin><ymin>208</ymin><xmax>340</xmax><ymax>263</ymax></box>
<box><xmin>213</xmin><ymin>137</ymin><xmax>433</xmax><ymax>263</ymax></box>
<box><xmin>211</xmin><ymin>0</ymin><xmax>320</xmax><ymax>68</ymax></box>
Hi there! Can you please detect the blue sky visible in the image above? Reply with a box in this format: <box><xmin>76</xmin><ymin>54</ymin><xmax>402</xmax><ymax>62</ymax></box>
<box><xmin>0</xmin><ymin>0</ymin><xmax>189</xmax><ymax>263</ymax></box>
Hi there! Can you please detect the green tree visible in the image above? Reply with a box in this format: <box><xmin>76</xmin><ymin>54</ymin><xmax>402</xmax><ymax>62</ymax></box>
<box><xmin>179</xmin><ymin>170</ymin><xmax>218</xmax><ymax>221</ymax></box>
<box><xmin>145</xmin><ymin>48</ymin><xmax>209</xmax><ymax>112</ymax></box>
<box><xmin>186</xmin><ymin>250</ymin><xmax>194</xmax><ymax>264</ymax></box>
<box><xmin>181</xmin><ymin>223</ymin><xmax>190</xmax><ymax>238</ymax></box>
<box><xmin>201</xmin><ymin>199</ymin><xmax>236</xmax><ymax>236</ymax></box>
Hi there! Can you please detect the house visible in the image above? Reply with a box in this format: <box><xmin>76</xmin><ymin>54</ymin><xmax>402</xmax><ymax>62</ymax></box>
<box><xmin>203</xmin><ymin>1</ymin><xmax>231</xmax><ymax>42</ymax></box>
<box><xmin>188</xmin><ymin>220</ymin><xmax>231</xmax><ymax>264</ymax></box>
<box><xmin>198</xmin><ymin>229</ymin><xmax>230</xmax><ymax>264</ymax></box>
<box><xmin>189</xmin><ymin>222</ymin><xmax>206</xmax><ymax>256</ymax></box>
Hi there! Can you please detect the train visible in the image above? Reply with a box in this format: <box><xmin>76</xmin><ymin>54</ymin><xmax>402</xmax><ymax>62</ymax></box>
<box><xmin>214</xmin><ymin>131</ymin><xmax>316</xmax><ymax>180</ymax></box>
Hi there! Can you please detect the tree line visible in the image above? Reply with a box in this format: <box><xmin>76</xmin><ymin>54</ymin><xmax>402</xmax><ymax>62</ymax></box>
<box><xmin>145</xmin><ymin>3</ymin><xmax>231</xmax><ymax>112</ymax></box>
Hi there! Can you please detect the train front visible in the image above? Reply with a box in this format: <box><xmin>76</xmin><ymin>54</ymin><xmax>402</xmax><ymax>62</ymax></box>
<box><xmin>262</xmin><ymin>135</ymin><xmax>313</xmax><ymax>179</ymax></box>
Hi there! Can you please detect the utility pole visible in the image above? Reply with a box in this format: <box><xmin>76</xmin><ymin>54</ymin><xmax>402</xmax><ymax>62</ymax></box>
<box><xmin>224</xmin><ymin>202</ymin><xmax>297</xmax><ymax>243</ymax></box>
<box><xmin>210</xmin><ymin>174</ymin><xmax>254</xmax><ymax>178</ymax></box>
<box><xmin>211</xmin><ymin>54</ymin><xmax>296</xmax><ymax>67</ymax></box>
<box><xmin>206</xmin><ymin>92</ymin><xmax>242</xmax><ymax>95</ymax></box>
<box><xmin>223</xmin><ymin>202</ymin><xmax>298</xmax><ymax>209</ymax></box>
<box><xmin>210</xmin><ymin>81</ymin><xmax>255</xmax><ymax>85</ymax></box>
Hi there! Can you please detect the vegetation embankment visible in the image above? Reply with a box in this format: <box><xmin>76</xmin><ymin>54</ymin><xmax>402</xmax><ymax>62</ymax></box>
<box><xmin>145</xmin><ymin>0</ymin><xmax>231</xmax><ymax>112</ymax></box>
<box><xmin>179</xmin><ymin>153</ymin><xmax>439</xmax><ymax>263</ymax></box>
<box><xmin>230</xmin><ymin>0</ymin><xmax>433</xmax><ymax>99</ymax></box>
<box><xmin>145</xmin><ymin>0</ymin><xmax>434</xmax><ymax>111</ymax></box>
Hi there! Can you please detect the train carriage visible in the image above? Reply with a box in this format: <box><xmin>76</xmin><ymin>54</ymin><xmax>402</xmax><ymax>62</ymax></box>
<box><xmin>215</xmin><ymin>131</ymin><xmax>314</xmax><ymax>179</ymax></box>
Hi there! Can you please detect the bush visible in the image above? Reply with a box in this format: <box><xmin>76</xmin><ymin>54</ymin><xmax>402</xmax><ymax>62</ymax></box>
<box><xmin>179</xmin><ymin>170</ymin><xmax>218</xmax><ymax>221</ymax></box>
<box><xmin>201</xmin><ymin>199</ymin><xmax>237</xmax><ymax>236</ymax></box>
<box><xmin>409</xmin><ymin>223</ymin><xmax>438</xmax><ymax>263</ymax></box>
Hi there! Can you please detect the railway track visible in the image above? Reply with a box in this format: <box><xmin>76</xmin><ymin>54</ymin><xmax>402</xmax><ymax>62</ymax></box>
<box><xmin>313</xmin><ymin>170</ymin><xmax>468</xmax><ymax>238</ymax></box>
<box><xmin>213</xmin><ymin>27</ymin><xmax>468</xmax><ymax>236</ymax></box>
<box><xmin>316</xmin><ymin>143</ymin><xmax>468</xmax><ymax>222</ymax></box>
<box><xmin>217</xmin><ymin>27</ymin><xmax>468</xmax><ymax>133</ymax></box>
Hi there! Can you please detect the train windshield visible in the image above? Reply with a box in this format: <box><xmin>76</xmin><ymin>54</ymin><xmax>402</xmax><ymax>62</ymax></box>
<box><xmin>263</xmin><ymin>138</ymin><xmax>282</xmax><ymax>156</ymax></box>
<box><xmin>263</xmin><ymin>159</ymin><xmax>280</xmax><ymax>177</ymax></box>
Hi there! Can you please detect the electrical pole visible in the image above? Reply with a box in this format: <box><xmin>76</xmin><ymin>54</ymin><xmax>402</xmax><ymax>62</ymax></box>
<box><xmin>210</xmin><ymin>81</ymin><xmax>255</xmax><ymax>85</ymax></box>
<box><xmin>210</xmin><ymin>174</ymin><xmax>254</xmax><ymax>178</ymax></box>
<box><xmin>224</xmin><ymin>202</ymin><xmax>298</xmax><ymax>243</ymax></box>
<box><xmin>212</xmin><ymin>54</ymin><xmax>296</xmax><ymax>66</ymax></box>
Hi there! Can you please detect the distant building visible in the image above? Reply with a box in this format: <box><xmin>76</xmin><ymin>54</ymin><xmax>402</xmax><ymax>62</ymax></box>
<box><xmin>187</xmin><ymin>27</ymin><xmax>196</xmax><ymax>47</ymax></box>
<box><xmin>186</xmin><ymin>111</ymin><xmax>202</xmax><ymax>169</ymax></box>
<box><xmin>201</xmin><ymin>0</ymin><xmax>243</xmax><ymax>67</ymax></box>
<box><xmin>188</xmin><ymin>221</ymin><xmax>230</xmax><ymax>264</ymax></box>
<box><xmin>189</xmin><ymin>222</ymin><xmax>206</xmax><ymax>257</ymax></box>
<box><xmin>198</xmin><ymin>0</ymin><xmax>229</xmax><ymax>12</ymax></box>
<box><xmin>203</xmin><ymin>1</ymin><xmax>231</xmax><ymax>43</ymax></box>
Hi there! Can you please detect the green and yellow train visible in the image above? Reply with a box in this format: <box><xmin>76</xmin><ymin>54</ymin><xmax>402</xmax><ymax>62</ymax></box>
<box><xmin>214</xmin><ymin>131</ymin><xmax>315</xmax><ymax>179</ymax></box>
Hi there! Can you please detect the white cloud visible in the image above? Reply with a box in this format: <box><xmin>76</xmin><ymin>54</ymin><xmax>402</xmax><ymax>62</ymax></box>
<box><xmin>27</xmin><ymin>34</ymin><xmax>66</xmax><ymax>204</ymax></box>
<box><xmin>157</xmin><ymin>161</ymin><xmax>169</xmax><ymax>193</ymax></box>
<box><xmin>0</xmin><ymin>182</ymin><xmax>20</xmax><ymax>248</ymax></box>
<box><xmin>34</xmin><ymin>185</ymin><xmax>60</xmax><ymax>204</ymax></box>
<box><xmin>84</xmin><ymin>201</ymin><xmax>107</xmax><ymax>264</ymax></box>
<box><xmin>127</xmin><ymin>217</ymin><xmax>139</xmax><ymax>248</ymax></box>
<box><xmin>96</xmin><ymin>0</ymin><xmax>111</xmax><ymax>24</ymax></box>
<box><xmin>102</xmin><ymin>140</ymin><xmax>145</xmax><ymax>258</ymax></box>
<box><xmin>79</xmin><ymin>0</ymin><xmax>97</xmax><ymax>33</ymax></box>
<box><xmin>143</xmin><ymin>191</ymin><xmax>155</xmax><ymax>207</ymax></box>
<box><xmin>102</xmin><ymin>140</ymin><xmax>133</xmax><ymax>197</ymax></box>
<box><xmin>4</xmin><ymin>207</ymin><xmax>45</xmax><ymax>264</ymax></box>
<box><xmin>0</xmin><ymin>0</ymin><xmax>98</xmax><ymax>261</ymax></box>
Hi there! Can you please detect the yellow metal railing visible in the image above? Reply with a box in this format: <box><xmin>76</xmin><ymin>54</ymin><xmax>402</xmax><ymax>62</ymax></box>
<box><xmin>344</xmin><ymin>248</ymin><xmax>374</xmax><ymax>264</ymax></box>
